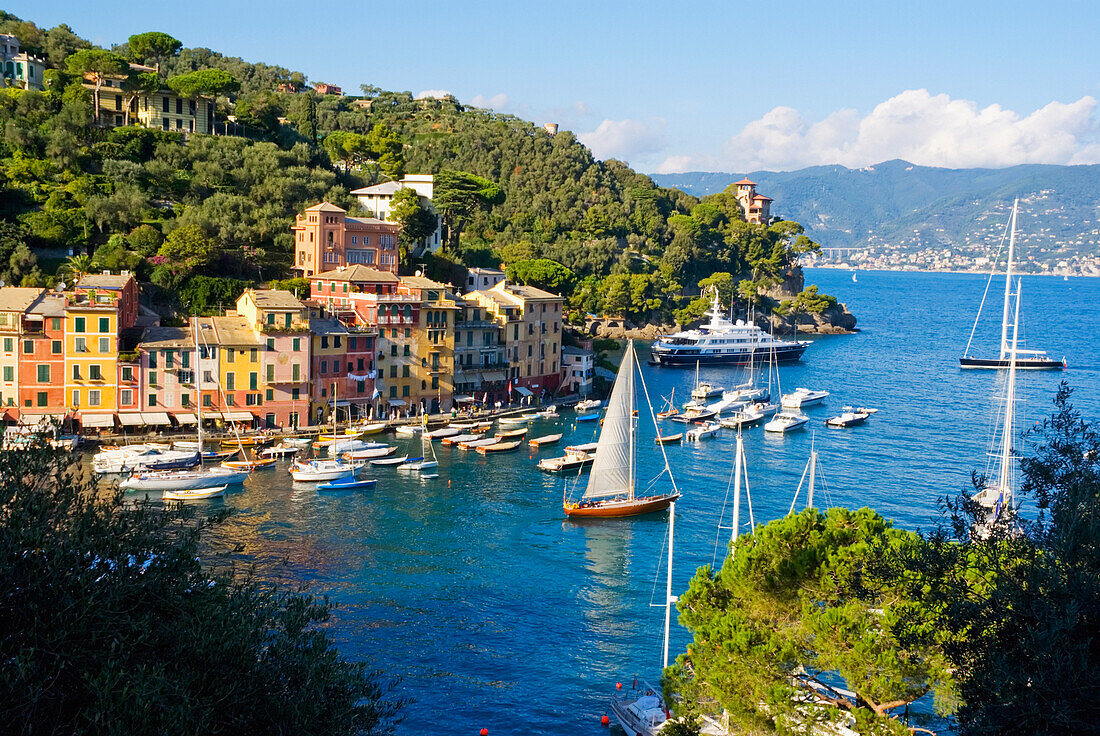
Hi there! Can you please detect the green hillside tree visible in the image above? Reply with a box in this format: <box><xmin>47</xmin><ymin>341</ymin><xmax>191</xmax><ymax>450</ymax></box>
<box><xmin>668</xmin><ymin>507</ymin><xmax>955</xmax><ymax>734</ymax></box>
<box><xmin>505</xmin><ymin>258</ymin><xmax>575</xmax><ymax>294</ymax></box>
<box><xmin>167</xmin><ymin>68</ymin><xmax>240</xmax><ymax>132</ymax></box>
<box><xmin>121</xmin><ymin>70</ymin><xmax>161</xmax><ymax>125</ymax></box>
<box><xmin>433</xmin><ymin>169</ymin><xmax>505</xmax><ymax>250</ymax></box>
<box><xmin>126</xmin><ymin>31</ymin><xmax>182</xmax><ymax>75</ymax></box>
<box><xmin>65</xmin><ymin>49</ymin><xmax>128</xmax><ymax>123</ymax></box>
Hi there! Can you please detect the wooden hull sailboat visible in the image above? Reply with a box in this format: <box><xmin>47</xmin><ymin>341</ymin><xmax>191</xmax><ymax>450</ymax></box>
<box><xmin>563</xmin><ymin>340</ymin><xmax>680</xmax><ymax>519</ymax></box>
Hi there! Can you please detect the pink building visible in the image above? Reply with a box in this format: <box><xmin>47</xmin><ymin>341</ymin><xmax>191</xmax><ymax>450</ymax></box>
<box><xmin>308</xmin><ymin>265</ymin><xmax>399</xmax><ymax>307</ymax></box>
<box><xmin>137</xmin><ymin>326</ymin><xmax>195</xmax><ymax>421</ymax></box>
<box><xmin>733</xmin><ymin>178</ymin><xmax>773</xmax><ymax>224</ymax></box>
<box><xmin>235</xmin><ymin>290</ymin><xmax>311</xmax><ymax>428</ymax></box>
<box><xmin>291</xmin><ymin>202</ymin><xmax>400</xmax><ymax>277</ymax></box>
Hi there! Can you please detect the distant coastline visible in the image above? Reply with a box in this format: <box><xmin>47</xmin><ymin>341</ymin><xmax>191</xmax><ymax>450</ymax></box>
<box><xmin>808</xmin><ymin>264</ymin><xmax>1099</xmax><ymax>278</ymax></box>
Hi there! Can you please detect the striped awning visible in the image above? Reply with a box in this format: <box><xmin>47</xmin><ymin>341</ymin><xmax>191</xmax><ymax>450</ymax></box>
<box><xmin>81</xmin><ymin>414</ymin><xmax>116</xmax><ymax>428</ymax></box>
<box><xmin>118</xmin><ymin>413</ymin><xmax>145</xmax><ymax>427</ymax></box>
<box><xmin>141</xmin><ymin>412</ymin><xmax>172</xmax><ymax>426</ymax></box>
<box><xmin>225</xmin><ymin>411</ymin><xmax>255</xmax><ymax>422</ymax></box>
<box><xmin>174</xmin><ymin>413</ymin><xmax>198</xmax><ymax>425</ymax></box>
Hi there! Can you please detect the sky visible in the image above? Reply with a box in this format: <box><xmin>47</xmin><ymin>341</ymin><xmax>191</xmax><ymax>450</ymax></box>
<box><xmin>9</xmin><ymin>0</ymin><xmax>1100</xmax><ymax>174</ymax></box>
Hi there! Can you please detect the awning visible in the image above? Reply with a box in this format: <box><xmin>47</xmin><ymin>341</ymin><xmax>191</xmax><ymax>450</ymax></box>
<box><xmin>141</xmin><ymin>412</ymin><xmax>171</xmax><ymax>426</ymax></box>
<box><xmin>387</xmin><ymin>399</ymin><xmax>407</xmax><ymax>407</ymax></box>
<box><xmin>481</xmin><ymin>371</ymin><xmax>507</xmax><ymax>382</ymax></box>
<box><xmin>82</xmin><ymin>414</ymin><xmax>115</xmax><ymax>428</ymax></box>
<box><xmin>514</xmin><ymin>386</ymin><xmax>533</xmax><ymax>397</ymax></box>
<box><xmin>118</xmin><ymin>413</ymin><xmax>145</xmax><ymax>427</ymax></box>
<box><xmin>454</xmin><ymin>395</ymin><xmax>475</xmax><ymax>403</ymax></box>
<box><xmin>225</xmin><ymin>411</ymin><xmax>255</xmax><ymax>422</ymax></box>
<box><xmin>326</xmin><ymin>400</ymin><xmax>352</xmax><ymax>407</ymax></box>
<box><xmin>20</xmin><ymin>412</ymin><xmax>65</xmax><ymax>423</ymax></box>
<box><xmin>175</xmin><ymin>413</ymin><xmax>198</xmax><ymax>425</ymax></box>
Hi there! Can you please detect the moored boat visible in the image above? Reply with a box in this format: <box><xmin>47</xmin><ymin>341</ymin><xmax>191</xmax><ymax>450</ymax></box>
<box><xmin>764</xmin><ymin>411</ymin><xmax>809</xmax><ymax>433</ymax></box>
<box><xmin>221</xmin><ymin>457</ymin><xmax>276</xmax><ymax>470</ymax></box>
<box><xmin>655</xmin><ymin>432</ymin><xmax>682</xmax><ymax>444</ymax></box>
<box><xmin>529</xmin><ymin>433</ymin><xmax>563</xmax><ymax>447</ymax></box>
<box><xmin>576</xmin><ymin>412</ymin><xmax>601</xmax><ymax>422</ymax></box>
<box><xmin>261</xmin><ymin>443</ymin><xmax>302</xmax><ymax>457</ymax></box>
<box><xmin>120</xmin><ymin>466</ymin><xmax>248</xmax><ymax>491</ymax></box>
<box><xmin>289</xmin><ymin>459</ymin><xmax>357</xmax><ymax>482</ymax></box>
<box><xmin>685</xmin><ymin>421</ymin><xmax>721</xmax><ymax>441</ymax></box>
<box><xmin>442</xmin><ymin>433</ymin><xmax>482</xmax><ymax>446</ymax></box>
<box><xmin>781</xmin><ymin>387</ymin><xmax>829</xmax><ymax>408</ymax></box>
<box><xmin>317</xmin><ymin>477</ymin><xmax>377</xmax><ymax>491</ymax></box>
<box><xmin>458</xmin><ymin>437</ymin><xmax>501</xmax><ymax>450</ymax></box>
<box><xmin>477</xmin><ymin>440</ymin><xmax>521</xmax><ymax>454</ymax></box>
<box><xmin>719</xmin><ymin>401</ymin><xmax>777</xmax><ymax>429</ymax></box>
<box><xmin>342</xmin><ymin>445</ymin><xmax>396</xmax><ymax>460</ymax></box>
<box><xmin>575</xmin><ymin>399</ymin><xmax>602</xmax><ymax>411</ymax></box>
<box><xmin>496</xmin><ymin>427</ymin><xmax>528</xmax><ymax>439</ymax></box>
<box><xmin>162</xmin><ymin>485</ymin><xmax>227</xmax><ymax>501</ymax></box>
<box><xmin>824</xmin><ymin>407</ymin><xmax>878</xmax><ymax>428</ymax></box>
<box><xmin>370</xmin><ymin>455</ymin><xmax>409</xmax><ymax>467</ymax></box>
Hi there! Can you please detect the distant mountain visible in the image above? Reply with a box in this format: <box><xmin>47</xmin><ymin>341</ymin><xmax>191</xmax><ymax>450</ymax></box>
<box><xmin>652</xmin><ymin>161</ymin><xmax>1100</xmax><ymax>266</ymax></box>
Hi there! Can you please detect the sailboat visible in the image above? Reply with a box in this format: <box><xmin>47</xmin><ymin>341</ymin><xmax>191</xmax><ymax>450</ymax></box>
<box><xmin>972</xmin><ymin>281</ymin><xmax>1024</xmax><ymax>536</ymax></box>
<box><xmin>960</xmin><ymin>199</ymin><xmax>1065</xmax><ymax>370</ymax></box>
<box><xmin>563</xmin><ymin>340</ymin><xmax>680</xmax><ymax>518</ymax></box>
<box><xmin>788</xmin><ymin>434</ymin><xmax>821</xmax><ymax>514</ymax></box>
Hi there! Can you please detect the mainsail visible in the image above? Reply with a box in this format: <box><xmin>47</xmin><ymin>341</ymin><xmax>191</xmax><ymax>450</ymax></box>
<box><xmin>583</xmin><ymin>341</ymin><xmax>636</xmax><ymax>500</ymax></box>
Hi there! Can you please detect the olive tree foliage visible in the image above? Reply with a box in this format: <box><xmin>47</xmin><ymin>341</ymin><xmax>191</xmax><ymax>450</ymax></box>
<box><xmin>0</xmin><ymin>441</ymin><xmax>404</xmax><ymax>735</ymax></box>
<box><xmin>668</xmin><ymin>507</ymin><xmax>955</xmax><ymax>735</ymax></box>
<box><xmin>883</xmin><ymin>385</ymin><xmax>1100</xmax><ymax>736</ymax></box>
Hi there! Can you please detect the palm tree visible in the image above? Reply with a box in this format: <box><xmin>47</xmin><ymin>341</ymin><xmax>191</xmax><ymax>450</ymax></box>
<box><xmin>61</xmin><ymin>254</ymin><xmax>93</xmax><ymax>285</ymax></box>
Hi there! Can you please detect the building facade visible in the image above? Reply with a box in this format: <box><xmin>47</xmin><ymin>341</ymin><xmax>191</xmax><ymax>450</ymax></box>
<box><xmin>1</xmin><ymin>34</ymin><xmax>47</xmax><ymax>91</ymax></box>
<box><xmin>351</xmin><ymin>175</ymin><xmax>442</xmax><ymax>255</ymax></box>
<box><xmin>0</xmin><ymin>288</ymin><xmax>45</xmax><ymax>419</ymax></box>
<box><xmin>561</xmin><ymin>345</ymin><xmax>594</xmax><ymax>396</ymax></box>
<box><xmin>292</xmin><ymin>202</ymin><xmax>401</xmax><ymax>277</ymax></box>
<box><xmin>733</xmin><ymin>178</ymin><xmax>773</xmax><ymax>225</ymax></box>
<box><xmin>235</xmin><ymin>289</ymin><xmax>312</xmax><ymax>428</ymax></box>
<box><xmin>453</xmin><ymin>296</ymin><xmax>508</xmax><ymax>404</ymax></box>
<box><xmin>18</xmin><ymin>291</ymin><xmax>67</xmax><ymax>421</ymax></box>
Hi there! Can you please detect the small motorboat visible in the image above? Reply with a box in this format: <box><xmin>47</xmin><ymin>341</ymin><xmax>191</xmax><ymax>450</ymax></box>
<box><xmin>655</xmin><ymin>433</ymin><xmax>682</xmax><ymax>444</ymax></box>
<box><xmin>781</xmin><ymin>388</ymin><xmax>830</xmax><ymax>409</ymax></box>
<box><xmin>520</xmin><ymin>412</ymin><xmax>542</xmax><ymax>420</ymax></box>
<box><xmin>317</xmin><ymin>477</ymin><xmax>377</xmax><ymax>491</ymax></box>
<box><xmin>576</xmin><ymin>413</ymin><xmax>600</xmax><ymax>422</ymax></box>
<box><xmin>220</xmin><ymin>435</ymin><xmax>272</xmax><ymax>448</ymax></box>
<box><xmin>289</xmin><ymin>460</ymin><xmax>357</xmax><ymax>482</ymax></box>
<box><xmin>163</xmin><ymin>485</ymin><xmax>227</xmax><ymax>501</ymax></box>
<box><xmin>765</xmin><ymin>411</ymin><xmax>810</xmax><ymax>433</ymax></box>
<box><xmin>172</xmin><ymin>440</ymin><xmax>202</xmax><ymax>451</ymax></box>
<box><xmin>529</xmin><ymin>433</ymin><xmax>563</xmax><ymax>448</ymax></box>
<box><xmin>420</xmin><ymin>473</ymin><xmax>439</xmax><ymax>480</ymax></box>
<box><xmin>668</xmin><ymin>408</ymin><xmax>717</xmax><ymax>424</ymax></box>
<box><xmin>565</xmin><ymin>442</ymin><xmax>599</xmax><ymax>454</ymax></box>
<box><xmin>825</xmin><ymin>406</ymin><xmax>878</xmax><ymax>428</ymax></box>
<box><xmin>395</xmin><ymin>456</ymin><xmax>424</xmax><ymax>471</ymax></box>
<box><xmin>120</xmin><ymin>466</ymin><xmax>249</xmax><ymax>491</ymax></box>
<box><xmin>575</xmin><ymin>399</ymin><xmax>602</xmax><ymax>411</ymax></box>
<box><xmin>496</xmin><ymin>428</ymin><xmax>528</xmax><ymax>439</ymax></box>
<box><xmin>477</xmin><ymin>440</ymin><xmax>522</xmax><ymax>454</ymax></box>
<box><xmin>425</xmin><ymin>426</ymin><xmax>460</xmax><ymax>440</ymax></box>
<box><xmin>442</xmin><ymin>433</ymin><xmax>483</xmax><ymax>446</ymax></box>
<box><xmin>202</xmin><ymin>449</ymin><xmax>238</xmax><ymax>462</ymax></box>
<box><xmin>221</xmin><ymin>457</ymin><xmax>276</xmax><ymax>471</ymax></box>
<box><xmin>399</xmin><ymin>457</ymin><xmax>439</xmax><ymax>471</ymax></box>
<box><xmin>353</xmin><ymin>422</ymin><xmax>388</xmax><ymax>435</ymax></box>
<box><xmin>719</xmin><ymin>402</ymin><xmax>778</xmax><ymax>429</ymax></box>
<box><xmin>281</xmin><ymin>437</ymin><xmax>313</xmax><ymax>448</ymax></box>
<box><xmin>342</xmin><ymin>445</ymin><xmax>397</xmax><ymax>460</ymax></box>
<box><xmin>685</xmin><ymin>421</ymin><xmax>721</xmax><ymax>441</ymax></box>
<box><xmin>450</xmin><ymin>421</ymin><xmax>492</xmax><ymax>431</ymax></box>
<box><xmin>537</xmin><ymin>405</ymin><xmax>559</xmax><ymax>418</ymax></box>
<box><xmin>459</xmin><ymin>437</ymin><xmax>500</xmax><ymax>450</ymax></box>
<box><xmin>370</xmin><ymin>455</ymin><xmax>410</xmax><ymax>467</ymax></box>
<box><xmin>538</xmin><ymin>446</ymin><xmax>596</xmax><ymax>473</ymax></box>
<box><xmin>395</xmin><ymin>424</ymin><xmax>422</xmax><ymax>436</ymax></box>
<box><xmin>498</xmin><ymin>416</ymin><xmax>530</xmax><ymax>426</ymax></box>
<box><xmin>261</xmin><ymin>443</ymin><xmax>302</xmax><ymax>457</ymax></box>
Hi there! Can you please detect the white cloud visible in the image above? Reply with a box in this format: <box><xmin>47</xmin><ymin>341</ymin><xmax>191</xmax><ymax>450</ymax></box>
<box><xmin>469</xmin><ymin>93</ymin><xmax>510</xmax><ymax>110</ymax></box>
<box><xmin>414</xmin><ymin>89</ymin><xmax>452</xmax><ymax>100</ymax></box>
<box><xmin>655</xmin><ymin>155</ymin><xmax>693</xmax><ymax>174</ymax></box>
<box><xmin>696</xmin><ymin>89</ymin><xmax>1100</xmax><ymax>171</ymax></box>
<box><xmin>578</xmin><ymin>118</ymin><xmax>666</xmax><ymax>162</ymax></box>
<box><xmin>573</xmin><ymin>100</ymin><xmax>590</xmax><ymax>116</ymax></box>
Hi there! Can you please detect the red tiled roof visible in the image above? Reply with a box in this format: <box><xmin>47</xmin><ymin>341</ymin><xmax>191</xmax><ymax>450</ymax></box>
<box><xmin>752</xmin><ymin>194</ymin><xmax>772</xmax><ymax>201</ymax></box>
<box><xmin>734</xmin><ymin>178</ymin><xmax>756</xmax><ymax>186</ymax></box>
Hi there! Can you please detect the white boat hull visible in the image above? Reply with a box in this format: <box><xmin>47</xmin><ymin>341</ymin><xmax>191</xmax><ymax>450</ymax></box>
<box><xmin>120</xmin><ymin>467</ymin><xmax>248</xmax><ymax>491</ymax></box>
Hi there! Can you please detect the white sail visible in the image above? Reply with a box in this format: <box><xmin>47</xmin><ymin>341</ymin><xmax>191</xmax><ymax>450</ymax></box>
<box><xmin>583</xmin><ymin>341</ymin><xmax>636</xmax><ymax>500</ymax></box>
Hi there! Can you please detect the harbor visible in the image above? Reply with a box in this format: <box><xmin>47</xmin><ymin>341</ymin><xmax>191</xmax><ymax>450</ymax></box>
<box><xmin>101</xmin><ymin>268</ymin><xmax>1098</xmax><ymax>735</ymax></box>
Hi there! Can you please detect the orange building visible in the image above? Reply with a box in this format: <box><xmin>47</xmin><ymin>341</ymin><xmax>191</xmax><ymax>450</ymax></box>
<box><xmin>18</xmin><ymin>291</ymin><xmax>66</xmax><ymax>421</ymax></box>
<box><xmin>733</xmin><ymin>178</ymin><xmax>773</xmax><ymax>224</ymax></box>
<box><xmin>291</xmin><ymin>202</ymin><xmax>400</xmax><ymax>277</ymax></box>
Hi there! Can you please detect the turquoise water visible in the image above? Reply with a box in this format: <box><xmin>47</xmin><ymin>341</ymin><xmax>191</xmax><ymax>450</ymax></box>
<box><xmin>202</xmin><ymin>269</ymin><xmax>1100</xmax><ymax>735</ymax></box>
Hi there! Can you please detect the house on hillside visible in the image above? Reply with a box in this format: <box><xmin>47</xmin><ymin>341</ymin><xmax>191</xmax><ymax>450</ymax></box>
<box><xmin>733</xmin><ymin>178</ymin><xmax>773</xmax><ymax>225</ymax></box>
<box><xmin>291</xmin><ymin>202</ymin><xmax>400</xmax><ymax>277</ymax></box>
<box><xmin>1</xmin><ymin>33</ymin><xmax>47</xmax><ymax>91</ymax></box>
<box><xmin>351</xmin><ymin>175</ymin><xmax>442</xmax><ymax>257</ymax></box>
<box><xmin>81</xmin><ymin>62</ymin><xmax>213</xmax><ymax>133</ymax></box>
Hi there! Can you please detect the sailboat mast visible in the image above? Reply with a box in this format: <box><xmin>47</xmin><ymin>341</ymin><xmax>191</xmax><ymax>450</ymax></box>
<box><xmin>999</xmin><ymin>199</ymin><xmax>1018</xmax><ymax>360</ymax></box>
<box><xmin>807</xmin><ymin>434</ymin><xmax>817</xmax><ymax>510</ymax></box>
<box><xmin>662</xmin><ymin>499</ymin><xmax>676</xmax><ymax>669</ymax></box>
<box><xmin>731</xmin><ymin>432</ymin><xmax>743</xmax><ymax>551</ymax></box>
<box><xmin>999</xmin><ymin>280</ymin><xmax>1022</xmax><ymax>502</ymax></box>
<box><xmin>627</xmin><ymin>341</ymin><xmax>635</xmax><ymax>501</ymax></box>
<box><xmin>192</xmin><ymin>317</ymin><xmax>203</xmax><ymax>466</ymax></box>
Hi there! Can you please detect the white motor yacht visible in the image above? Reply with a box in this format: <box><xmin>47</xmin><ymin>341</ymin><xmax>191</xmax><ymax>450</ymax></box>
<box><xmin>93</xmin><ymin>445</ymin><xmax>200</xmax><ymax>475</ymax></box>
<box><xmin>120</xmin><ymin>466</ymin><xmax>248</xmax><ymax>491</ymax></box>
<box><xmin>765</xmin><ymin>411</ymin><xmax>810</xmax><ymax>433</ymax></box>
<box><xmin>685</xmin><ymin>421</ymin><xmax>722</xmax><ymax>441</ymax></box>
<box><xmin>781</xmin><ymin>387</ymin><xmax>830</xmax><ymax>409</ymax></box>
<box><xmin>290</xmin><ymin>459</ymin><xmax>358</xmax><ymax>482</ymax></box>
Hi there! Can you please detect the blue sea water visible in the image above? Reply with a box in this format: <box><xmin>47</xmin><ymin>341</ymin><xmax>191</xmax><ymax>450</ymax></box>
<box><xmin>209</xmin><ymin>269</ymin><xmax>1100</xmax><ymax>735</ymax></box>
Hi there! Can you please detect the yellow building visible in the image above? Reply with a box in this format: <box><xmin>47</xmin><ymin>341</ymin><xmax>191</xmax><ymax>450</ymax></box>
<box><xmin>397</xmin><ymin>276</ymin><xmax>457</xmax><ymax>413</ymax></box>
<box><xmin>84</xmin><ymin>63</ymin><xmax>213</xmax><ymax>133</ymax></box>
<box><xmin>209</xmin><ymin>315</ymin><xmax>265</xmax><ymax>424</ymax></box>
<box><xmin>65</xmin><ymin>274</ymin><xmax>139</xmax><ymax>425</ymax></box>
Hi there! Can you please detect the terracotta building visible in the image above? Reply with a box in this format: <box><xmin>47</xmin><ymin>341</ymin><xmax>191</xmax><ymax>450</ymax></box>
<box><xmin>733</xmin><ymin>178</ymin><xmax>773</xmax><ymax>225</ymax></box>
<box><xmin>291</xmin><ymin>202</ymin><xmax>400</xmax><ymax>276</ymax></box>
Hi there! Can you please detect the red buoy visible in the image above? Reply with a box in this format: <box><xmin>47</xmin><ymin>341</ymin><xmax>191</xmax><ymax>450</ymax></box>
<box><xmin>615</xmin><ymin>682</ymin><xmax>622</xmax><ymax>690</ymax></box>
<box><xmin>601</xmin><ymin>715</ymin><xmax>610</xmax><ymax>727</ymax></box>
<box><xmin>480</xmin><ymin>730</ymin><xmax>488</xmax><ymax>736</ymax></box>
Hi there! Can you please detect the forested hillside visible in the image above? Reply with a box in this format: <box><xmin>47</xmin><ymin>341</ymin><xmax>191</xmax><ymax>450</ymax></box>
<box><xmin>0</xmin><ymin>11</ymin><xmax>836</xmax><ymax>325</ymax></box>
<box><xmin>654</xmin><ymin>160</ymin><xmax>1100</xmax><ymax>264</ymax></box>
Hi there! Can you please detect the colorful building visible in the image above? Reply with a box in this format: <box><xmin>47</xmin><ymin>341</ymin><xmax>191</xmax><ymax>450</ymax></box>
<box><xmin>209</xmin><ymin>315</ymin><xmax>265</xmax><ymax>424</ymax></box>
<box><xmin>307</xmin><ymin>265</ymin><xmax>399</xmax><ymax>308</ymax></box>
<box><xmin>0</xmin><ymin>288</ymin><xmax>46</xmax><ymax>419</ymax></box>
<box><xmin>291</xmin><ymin>202</ymin><xmax>400</xmax><ymax>277</ymax></box>
<box><xmin>467</xmin><ymin>281</ymin><xmax>563</xmax><ymax>399</ymax></box>
<box><xmin>350</xmin><ymin>175</ymin><xmax>442</xmax><ymax>256</ymax></box>
<box><xmin>452</xmin><ymin>296</ymin><xmax>507</xmax><ymax>405</ymax></box>
<box><xmin>235</xmin><ymin>289</ymin><xmax>311</xmax><ymax>428</ymax></box>
<box><xmin>733</xmin><ymin>178</ymin><xmax>773</xmax><ymax>224</ymax></box>
<box><xmin>18</xmin><ymin>291</ymin><xmax>67</xmax><ymax>422</ymax></box>
<box><xmin>138</xmin><ymin>326</ymin><xmax>195</xmax><ymax>421</ymax></box>
<box><xmin>308</xmin><ymin>316</ymin><xmax>350</xmax><ymax>424</ymax></box>
<box><xmin>65</xmin><ymin>273</ymin><xmax>139</xmax><ymax>429</ymax></box>
<box><xmin>82</xmin><ymin>62</ymin><xmax>213</xmax><ymax>133</ymax></box>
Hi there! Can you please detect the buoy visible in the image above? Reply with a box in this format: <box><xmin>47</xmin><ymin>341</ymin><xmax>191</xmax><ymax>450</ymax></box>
<box><xmin>480</xmin><ymin>730</ymin><xmax>488</xmax><ymax>736</ymax></box>
<box><xmin>615</xmin><ymin>682</ymin><xmax>622</xmax><ymax>690</ymax></box>
<box><xmin>601</xmin><ymin>715</ymin><xmax>610</xmax><ymax>727</ymax></box>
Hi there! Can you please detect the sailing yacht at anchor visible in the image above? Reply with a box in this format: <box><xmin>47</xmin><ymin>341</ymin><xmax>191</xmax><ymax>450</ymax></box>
<box><xmin>563</xmin><ymin>340</ymin><xmax>680</xmax><ymax>518</ymax></box>
<box><xmin>960</xmin><ymin>199</ymin><xmax>1065</xmax><ymax>370</ymax></box>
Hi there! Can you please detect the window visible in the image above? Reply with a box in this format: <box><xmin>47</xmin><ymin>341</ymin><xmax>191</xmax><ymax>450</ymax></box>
<box><xmin>148</xmin><ymin>351</ymin><xmax>157</xmax><ymax>368</ymax></box>
<box><xmin>266</xmin><ymin>388</ymin><xmax>273</xmax><ymax>401</ymax></box>
<box><xmin>292</xmin><ymin>338</ymin><xmax>300</xmax><ymax>352</ymax></box>
<box><xmin>121</xmin><ymin>366</ymin><xmax>133</xmax><ymax>382</ymax></box>
<box><xmin>291</xmin><ymin>388</ymin><xmax>300</xmax><ymax>400</ymax></box>
<box><xmin>389</xmin><ymin>386</ymin><xmax>397</xmax><ymax>398</ymax></box>
<box><xmin>99</xmin><ymin>337</ymin><xmax>109</xmax><ymax>353</ymax></box>
<box><xmin>404</xmin><ymin>328</ymin><xmax>411</xmax><ymax>338</ymax></box>
<box><xmin>320</xmin><ymin>360</ymin><xmax>327</xmax><ymax>374</ymax></box>
<box><xmin>182</xmin><ymin>351</ymin><xmax>190</xmax><ymax>368</ymax></box>
<box><xmin>227</xmin><ymin>349</ymin><xmax>235</xmax><ymax>363</ymax></box>
<box><xmin>357</xmin><ymin>380</ymin><xmax>365</xmax><ymax>392</ymax></box>
<box><xmin>266</xmin><ymin>365</ymin><xmax>274</xmax><ymax>382</ymax></box>
<box><xmin>203</xmin><ymin>370</ymin><xmax>213</xmax><ymax>384</ymax></box>
<box><xmin>178</xmin><ymin>370</ymin><xmax>193</xmax><ymax>384</ymax></box>
<box><xmin>88</xmin><ymin>390</ymin><xmax>101</xmax><ymax>407</ymax></box>
<box><xmin>71</xmin><ymin>365</ymin><xmax>80</xmax><ymax>381</ymax></box>
<box><xmin>431</xmin><ymin>376</ymin><xmax>438</xmax><ymax>390</ymax></box>
<box><xmin>403</xmin><ymin>345</ymin><xmax>410</xmax><ymax>356</ymax></box>
<box><xmin>267</xmin><ymin>338</ymin><xmax>275</xmax><ymax>351</ymax></box>
<box><xmin>162</xmin><ymin>96</ymin><xmax>169</xmax><ymax>113</ymax></box>
<box><xmin>249</xmin><ymin>372</ymin><xmax>258</xmax><ymax>390</ymax></box>
<box><xmin>148</xmin><ymin>394</ymin><xmax>157</xmax><ymax>407</ymax></box>
<box><xmin>389</xmin><ymin>366</ymin><xmax>396</xmax><ymax>378</ymax></box>
<box><xmin>181</xmin><ymin>394</ymin><xmax>190</xmax><ymax>407</ymax></box>
<box><xmin>292</xmin><ymin>364</ymin><xmax>300</xmax><ymax>381</ymax></box>
<box><xmin>203</xmin><ymin>394</ymin><xmax>212</xmax><ymax>407</ymax></box>
<box><xmin>2</xmin><ymin>338</ymin><xmax>10</xmax><ymax>352</ymax></box>
<box><xmin>36</xmin><ymin>391</ymin><xmax>47</xmax><ymax>407</ymax></box>
<box><xmin>37</xmin><ymin>365</ymin><xmax>49</xmax><ymax>383</ymax></box>
<box><xmin>51</xmin><ymin>340</ymin><xmax>61</xmax><ymax>355</ymax></box>
<box><xmin>402</xmin><ymin>385</ymin><xmax>410</xmax><ymax>397</ymax></box>
<box><xmin>246</xmin><ymin>393</ymin><xmax>258</xmax><ymax>406</ymax></box>
<box><xmin>401</xmin><ymin>366</ymin><xmax>410</xmax><ymax>378</ymax></box>
<box><xmin>250</xmin><ymin>348</ymin><xmax>258</xmax><ymax>363</ymax></box>
<box><xmin>176</xmin><ymin>98</ymin><xmax>183</xmax><ymax>115</ymax></box>
<box><xmin>226</xmin><ymin>394</ymin><xmax>235</xmax><ymax>406</ymax></box>
<box><xmin>321</xmin><ymin>336</ymin><xmax>328</xmax><ymax>349</ymax></box>
<box><xmin>226</xmin><ymin>373</ymin><xmax>235</xmax><ymax>390</ymax></box>
<box><xmin>98</xmin><ymin>318</ymin><xmax>109</xmax><ymax>333</ymax></box>
<box><xmin>22</xmin><ymin>340</ymin><xmax>32</xmax><ymax>354</ymax></box>
<box><xmin>164</xmin><ymin>350</ymin><xmax>174</xmax><ymax>368</ymax></box>
<box><xmin>148</xmin><ymin>370</ymin><xmax>156</xmax><ymax>385</ymax></box>
<box><xmin>390</xmin><ymin>345</ymin><xmax>397</xmax><ymax>357</ymax></box>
